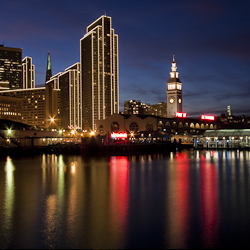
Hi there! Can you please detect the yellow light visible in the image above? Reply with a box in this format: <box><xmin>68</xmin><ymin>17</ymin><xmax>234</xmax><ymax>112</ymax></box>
<box><xmin>59</xmin><ymin>130</ymin><xmax>63</xmax><ymax>134</ymax></box>
<box><xmin>71</xmin><ymin>130</ymin><xmax>75</xmax><ymax>135</ymax></box>
<box><xmin>50</xmin><ymin>118</ymin><xmax>55</xmax><ymax>123</ymax></box>
<box><xmin>7</xmin><ymin>129</ymin><xmax>11</xmax><ymax>135</ymax></box>
<box><xmin>90</xmin><ymin>131</ymin><xmax>95</xmax><ymax>136</ymax></box>
<box><xmin>131</xmin><ymin>132</ymin><xmax>134</xmax><ymax>137</ymax></box>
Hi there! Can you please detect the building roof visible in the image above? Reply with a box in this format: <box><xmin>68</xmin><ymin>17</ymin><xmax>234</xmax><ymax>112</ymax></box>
<box><xmin>0</xmin><ymin>119</ymin><xmax>31</xmax><ymax>130</ymax></box>
<box><xmin>204</xmin><ymin>129</ymin><xmax>250</xmax><ymax>137</ymax></box>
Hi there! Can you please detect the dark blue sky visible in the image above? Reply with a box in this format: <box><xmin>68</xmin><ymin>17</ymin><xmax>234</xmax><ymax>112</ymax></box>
<box><xmin>1</xmin><ymin>0</ymin><xmax>250</xmax><ymax>117</ymax></box>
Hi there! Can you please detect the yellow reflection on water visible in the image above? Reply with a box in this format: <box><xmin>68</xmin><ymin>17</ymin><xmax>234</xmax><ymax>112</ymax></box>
<box><xmin>43</xmin><ymin>194</ymin><xmax>57</xmax><ymax>248</ymax></box>
<box><xmin>42</xmin><ymin>155</ymin><xmax>66</xmax><ymax>248</ymax></box>
<box><xmin>3</xmin><ymin>157</ymin><xmax>15</xmax><ymax>246</ymax></box>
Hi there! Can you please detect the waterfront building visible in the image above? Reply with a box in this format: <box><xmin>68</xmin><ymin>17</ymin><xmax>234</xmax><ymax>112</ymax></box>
<box><xmin>0</xmin><ymin>45</ymin><xmax>22</xmax><ymax>89</ymax></box>
<box><xmin>96</xmin><ymin>113</ymin><xmax>218</xmax><ymax>136</ymax></box>
<box><xmin>22</xmin><ymin>56</ymin><xmax>35</xmax><ymax>89</ymax></box>
<box><xmin>80</xmin><ymin>15</ymin><xmax>119</xmax><ymax>131</ymax></box>
<box><xmin>167</xmin><ymin>55</ymin><xmax>182</xmax><ymax>118</ymax></box>
<box><xmin>0</xmin><ymin>85</ymin><xmax>60</xmax><ymax>129</ymax></box>
<box><xmin>0</xmin><ymin>95</ymin><xmax>22</xmax><ymax>123</ymax></box>
<box><xmin>194</xmin><ymin>129</ymin><xmax>250</xmax><ymax>149</ymax></box>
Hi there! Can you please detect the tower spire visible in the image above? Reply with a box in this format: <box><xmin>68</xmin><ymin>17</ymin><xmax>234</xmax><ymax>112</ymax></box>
<box><xmin>45</xmin><ymin>51</ymin><xmax>52</xmax><ymax>83</ymax></box>
<box><xmin>173</xmin><ymin>54</ymin><xmax>175</xmax><ymax>63</ymax></box>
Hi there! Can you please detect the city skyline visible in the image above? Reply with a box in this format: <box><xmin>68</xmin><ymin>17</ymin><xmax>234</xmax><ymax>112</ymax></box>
<box><xmin>1</xmin><ymin>0</ymin><xmax>250</xmax><ymax>117</ymax></box>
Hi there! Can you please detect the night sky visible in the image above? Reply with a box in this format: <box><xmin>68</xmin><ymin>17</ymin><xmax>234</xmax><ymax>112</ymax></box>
<box><xmin>1</xmin><ymin>0</ymin><xmax>250</xmax><ymax>117</ymax></box>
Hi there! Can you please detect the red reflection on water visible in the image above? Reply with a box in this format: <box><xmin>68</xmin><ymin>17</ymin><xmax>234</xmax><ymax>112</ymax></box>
<box><xmin>167</xmin><ymin>152</ymin><xmax>189</xmax><ymax>248</ymax></box>
<box><xmin>175</xmin><ymin>152</ymin><xmax>189</xmax><ymax>247</ymax></box>
<box><xmin>200</xmin><ymin>158</ymin><xmax>218</xmax><ymax>247</ymax></box>
<box><xmin>110</xmin><ymin>156</ymin><xmax>129</xmax><ymax>236</ymax></box>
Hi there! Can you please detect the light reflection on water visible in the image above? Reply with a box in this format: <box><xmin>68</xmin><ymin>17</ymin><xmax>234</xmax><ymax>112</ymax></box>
<box><xmin>2</xmin><ymin>157</ymin><xmax>15</xmax><ymax>249</ymax></box>
<box><xmin>1</xmin><ymin>150</ymin><xmax>250</xmax><ymax>248</ymax></box>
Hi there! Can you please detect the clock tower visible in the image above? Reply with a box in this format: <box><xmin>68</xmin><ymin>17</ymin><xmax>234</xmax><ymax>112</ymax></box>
<box><xmin>166</xmin><ymin>55</ymin><xmax>182</xmax><ymax>118</ymax></box>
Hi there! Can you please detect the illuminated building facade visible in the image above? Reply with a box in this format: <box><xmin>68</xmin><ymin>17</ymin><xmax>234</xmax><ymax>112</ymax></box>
<box><xmin>0</xmin><ymin>85</ymin><xmax>61</xmax><ymax>129</ymax></box>
<box><xmin>0</xmin><ymin>45</ymin><xmax>22</xmax><ymax>89</ymax></box>
<box><xmin>0</xmin><ymin>81</ymin><xmax>9</xmax><ymax>91</ymax></box>
<box><xmin>148</xmin><ymin>102</ymin><xmax>168</xmax><ymax>118</ymax></box>
<box><xmin>227</xmin><ymin>106</ymin><xmax>232</xmax><ymax>117</ymax></box>
<box><xmin>167</xmin><ymin>55</ymin><xmax>182</xmax><ymax>118</ymax></box>
<box><xmin>22</xmin><ymin>56</ymin><xmax>35</xmax><ymax>89</ymax></box>
<box><xmin>47</xmin><ymin>63</ymin><xmax>82</xmax><ymax>130</ymax></box>
<box><xmin>80</xmin><ymin>15</ymin><xmax>119</xmax><ymax>131</ymax></box>
<box><xmin>0</xmin><ymin>95</ymin><xmax>22</xmax><ymax>122</ymax></box>
<box><xmin>97</xmin><ymin>113</ymin><xmax>218</xmax><ymax>136</ymax></box>
<box><xmin>124</xmin><ymin>100</ymin><xmax>150</xmax><ymax>115</ymax></box>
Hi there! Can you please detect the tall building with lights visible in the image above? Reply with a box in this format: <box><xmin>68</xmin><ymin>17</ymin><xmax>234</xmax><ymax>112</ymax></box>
<box><xmin>80</xmin><ymin>15</ymin><xmax>119</xmax><ymax>131</ymax></box>
<box><xmin>0</xmin><ymin>45</ymin><xmax>22</xmax><ymax>89</ymax></box>
<box><xmin>22</xmin><ymin>56</ymin><xmax>35</xmax><ymax>89</ymax></box>
<box><xmin>47</xmin><ymin>63</ymin><xmax>82</xmax><ymax>129</ymax></box>
<box><xmin>166</xmin><ymin>55</ymin><xmax>182</xmax><ymax>118</ymax></box>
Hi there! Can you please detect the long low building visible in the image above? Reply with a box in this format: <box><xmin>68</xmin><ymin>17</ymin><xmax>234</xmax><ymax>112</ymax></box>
<box><xmin>96</xmin><ymin>114</ymin><xmax>219</xmax><ymax>136</ymax></box>
<box><xmin>0</xmin><ymin>119</ymin><xmax>62</xmax><ymax>148</ymax></box>
<box><xmin>194</xmin><ymin>129</ymin><xmax>250</xmax><ymax>148</ymax></box>
<box><xmin>0</xmin><ymin>82</ymin><xmax>61</xmax><ymax>129</ymax></box>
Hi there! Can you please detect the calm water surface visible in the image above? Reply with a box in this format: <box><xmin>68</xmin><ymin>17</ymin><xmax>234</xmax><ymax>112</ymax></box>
<box><xmin>1</xmin><ymin>150</ymin><xmax>250</xmax><ymax>249</ymax></box>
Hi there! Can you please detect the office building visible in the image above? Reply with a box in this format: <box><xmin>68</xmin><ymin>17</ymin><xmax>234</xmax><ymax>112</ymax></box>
<box><xmin>80</xmin><ymin>15</ymin><xmax>119</xmax><ymax>131</ymax></box>
<box><xmin>166</xmin><ymin>55</ymin><xmax>182</xmax><ymax>117</ymax></box>
<box><xmin>227</xmin><ymin>106</ymin><xmax>232</xmax><ymax>117</ymax></box>
<box><xmin>148</xmin><ymin>102</ymin><xmax>168</xmax><ymax>118</ymax></box>
<box><xmin>0</xmin><ymin>95</ymin><xmax>22</xmax><ymax>123</ymax></box>
<box><xmin>0</xmin><ymin>45</ymin><xmax>22</xmax><ymax>89</ymax></box>
<box><xmin>0</xmin><ymin>85</ymin><xmax>61</xmax><ymax>129</ymax></box>
<box><xmin>47</xmin><ymin>63</ymin><xmax>82</xmax><ymax>129</ymax></box>
<box><xmin>124</xmin><ymin>100</ymin><xmax>151</xmax><ymax>115</ymax></box>
<box><xmin>0</xmin><ymin>81</ymin><xmax>9</xmax><ymax>90</ymax></box>
<box><xmin>22</xmin><ymin>56</ymin><xmax>35</xmax><ymax>89</ymax></box>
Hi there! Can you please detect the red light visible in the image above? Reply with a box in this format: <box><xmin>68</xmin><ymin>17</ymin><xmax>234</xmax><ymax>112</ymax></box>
<box><xmin>201</xmin><ymin>115</ymin><xmax>215</xmax><ymax>121</ymax></box>
<box><xmin>176</xmin><ymin>112</ymin><xmax>187</xmax><ymax>118</ymax></box>
<box><xmin>111</xmin><ymin>132</ymin><xmax>128</xmax><ymax>139</ymax></box>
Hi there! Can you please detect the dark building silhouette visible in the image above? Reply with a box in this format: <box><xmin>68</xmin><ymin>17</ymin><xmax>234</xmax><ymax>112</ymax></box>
<box><xmin>0</xmin><ymin>45</ymin><xmax>22</xmax><ymax>89</ymax></box>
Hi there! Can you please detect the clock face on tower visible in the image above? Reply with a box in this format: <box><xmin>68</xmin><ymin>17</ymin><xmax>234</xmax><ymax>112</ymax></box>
<box><xmin>169</xmin><ymin>97</ymin><xmax>175</xmax><ymax>104</ymax></box>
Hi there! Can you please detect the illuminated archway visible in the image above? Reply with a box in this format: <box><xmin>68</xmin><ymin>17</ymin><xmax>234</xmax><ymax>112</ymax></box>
<box><xmin>111</xmin><ymin>122</ymin><xmax>119</xmax><ymax>132</ymax></box>
<box><xmin>130</xmin><ymin>122</ymin><xmax>139</xmax><ymax>132</ymax></box>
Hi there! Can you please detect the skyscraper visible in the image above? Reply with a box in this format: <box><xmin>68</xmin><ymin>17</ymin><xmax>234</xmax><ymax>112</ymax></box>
<box><xmin>22</xmin><ymin>56</ymin><xmax>35</xmax><ymax>89</ymax></box>
<box><xmin>47</xmin><ymin>63</ymin><xmax>82</xmax><ymax>129</ymax></box>
<box><xmin>80</xmin><ymin>15</ymin><xmax>119</xmax><ymax>131</ymax></box>
<box><xmin>45</xmin><ymin>52</ymin><xmax>52</xmax><ymax>83</ymax></box>
<box><xmin>0</xmin><ymin>45</ymin><xmax>22</xmax><ymax>89</ymax></box>
<box><xmin>166</xmin><ymin>55</ymin><xmax>182</xmax><ymax>118</ymax></box>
